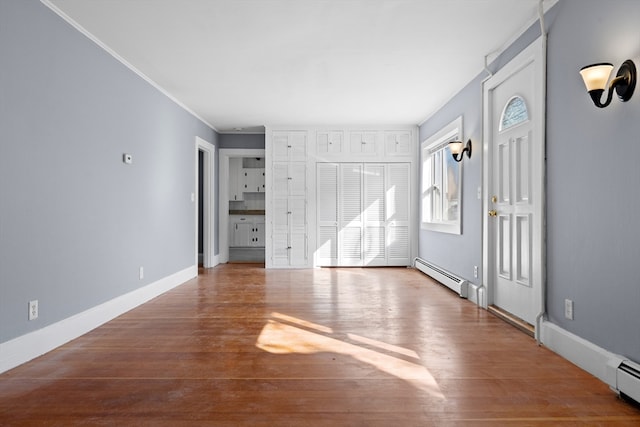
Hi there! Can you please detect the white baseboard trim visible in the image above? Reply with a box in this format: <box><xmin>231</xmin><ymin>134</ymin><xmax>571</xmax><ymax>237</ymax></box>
<box><xmin>0</xmin><ymin>265</ymin><xmax>197</xmax><ymax>374</ymax></box>
<box><xmin>541</xmin><ymin>321</ymin><xmax>623</xmax><ymax>388</ymax></box>
<box><xmin>466</xmin><ymin>283</ymin><xmax>484</xmax><ymax>306</ymax></box>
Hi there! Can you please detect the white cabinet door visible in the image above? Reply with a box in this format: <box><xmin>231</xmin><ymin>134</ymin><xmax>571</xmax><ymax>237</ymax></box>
<box><xmin>317</xmin><ymin>131</ymin><xmax>344</xmax><ymax>155</ymax></box>
<box><xmin>273</xmin><ymin>162</ymin><xmax>305</xmax><ymax>196</ymax></box>
<box><xmin>229</xmin><ymin>158</ymin><xmax>244</xmax><ymax>201</ymax></box>
<box><xmin>271</xmin><ymin>196</ymin><xmax>306</xmax><ymax>265</ymax></box>
<box><xmin>349</xmin><ymin>132</ymin><xmax>379</xmax><ymax>156</ymax></box>
<box><xmin>272</xmin><ymin>163</ymin><xmax>289</xmax><ymax>196</ymax></box>
<box><xmin>289</xmin><ymin>198</ymin><xmax>307</xmax><ymax>234</ymax></box>
<box><xmin>272</xmin><ymin>131</ymin><xmax>307</xmax><ymax>161</ymax></box>
<box><xmin>272</xmin><ymin>233</ymin><xmax>290</xmax><ymax>267</ymax></box>
<box><xmin>384</xmin><ymin>131</ymin><xmax>413</xmax><ymax>156</ymax></box>
<box><xmin>233</xmin><ymin>222</ymin><xmax>252</xmax><ymax>247</ymax></box>
<box><xmin>254</xmin><ymin>221</ymin><xmax>265</xmax><ymax>247</ymax></box>
<box><xmin>289</xmin><ymin>163</ymin><xmax>306</xmax><ymax>196</ymax></box>
<box><xmin>243</xmin><ymin>168</ymin><xmax>265</xmax><ymax>193</ymax></box>
<box><xmin>289</xmin><ymin>232</ymin><xmax>308</xmax><ymax>266</ymax></box>
<box><xmin>272</xmin><ymin>198</ymin><xmax>289</xmax><ymax>234</ymax></box>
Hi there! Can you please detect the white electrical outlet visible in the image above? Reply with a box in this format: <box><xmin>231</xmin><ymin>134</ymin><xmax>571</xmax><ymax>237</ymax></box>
<box><xmin>564</xmin><ymin>299</ymin><xmax>574</xmax><ymax>320</ymax></box>
<box><xmin>139</xmin><ymin>266</ymin><xmax>144</xmax><ymax>280</ymax></box>
<box><xmin>28</xmin><ymin>300</ymin><xmax>38</xmax><ymax>321</ymax></box>
<box><xmin>474</xmin><ymin>266</ymin><xmax>478</xmax><ymax>278</ymax></box>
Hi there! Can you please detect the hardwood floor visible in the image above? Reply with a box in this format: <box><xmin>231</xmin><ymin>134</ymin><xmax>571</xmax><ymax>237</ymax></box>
<box><xmin>1</xmin><ymin>264</ymin><xmax>639</xmax><ymax>426</ymax></box>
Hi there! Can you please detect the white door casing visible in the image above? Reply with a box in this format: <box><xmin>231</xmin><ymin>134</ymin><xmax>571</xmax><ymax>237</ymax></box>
<box><xmin>482</xmin><ymin>37</ymin><xmax>545</xmax><ymax>326</ymax></box>
<box><xmin>218</xmin><ymin>148</ymin><xmax>266</xmax><ymax>264</ymax></box>
<box><xmin>196</xmin><ymin>137</ymin><xmax>216</xmax><ymax>269</ymax></box>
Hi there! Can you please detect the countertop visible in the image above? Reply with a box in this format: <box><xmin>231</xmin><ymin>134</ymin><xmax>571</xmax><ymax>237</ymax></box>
<box><xmin>229</xmin><ymin>210</ymin><xmax>265</xmax><ymax>215</ymax></box>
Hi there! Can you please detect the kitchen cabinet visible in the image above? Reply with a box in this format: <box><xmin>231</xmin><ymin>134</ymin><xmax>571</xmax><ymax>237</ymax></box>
<box><xmin>230</xmin><ymin>215</ymin><xmax>265</xmax><ymax>247</ymax></box>
<box><xmin>243</xmin><ymin>168</ymin><xmax>266</xmax><ymax>193</ymax></box>
<box><xmin>229</xmin><ymin>157</ymin><xmax>244</xmax><ymax>201</ymax></box>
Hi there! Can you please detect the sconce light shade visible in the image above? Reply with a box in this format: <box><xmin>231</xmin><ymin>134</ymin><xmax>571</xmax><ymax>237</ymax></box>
<box><xmin>449</xmin><ymin>139</ymin><xmax>472</xmax><ymax>162</ymax></box>
<box><xmin>579</xmin><ymin>63</ymin><xmax>613</xmax><ymax>91</ymax></box>
<box><xmin>579</xmin><ymin>60</ymin><xmax>636</xmax><ymax>108</ymax></box>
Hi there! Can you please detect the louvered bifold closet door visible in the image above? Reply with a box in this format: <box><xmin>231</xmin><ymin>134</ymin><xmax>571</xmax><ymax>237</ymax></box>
<box><xmin>386</xmin><ymin>163</ymin><xmax>410</xmax><ymax>265</ymax></box>
<box><xmin>363</xmin><ymin>164</ymin><xmax>386</xmax><ymax>266</ymax></box>
<box><xmin>317</xmin><ymin>163</ymin><xmax>339</xmax><ymax>266</ymax></box>
<box><xmin>339</xmin><ymin>163</ymin><xmax>363</xmax><ymax>266</ymax></box>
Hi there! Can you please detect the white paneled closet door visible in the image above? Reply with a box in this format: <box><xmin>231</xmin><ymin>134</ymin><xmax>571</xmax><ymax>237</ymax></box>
<box><xmin>314</xmin><ymin>162</ymin><xmax>411</xmax><ymax>267</ymax></box>
<box><xmin>340</xmin><ymin>163</ymin><xmax>363</xmax><ymax>266</ymax></box>
<box><xmin>363</xmin><ymin>164</ymin><xmax>386</xmax><ymax>266</ymax></box>
<box><xmin>386</xmin><ymin>163</ymin><xmax>410</xmax><ymax>265</ymax></box>
<box><xmin>317</xmin><ymin>163</ymin><xmax>339</xmax><ymax>266</ymax></box>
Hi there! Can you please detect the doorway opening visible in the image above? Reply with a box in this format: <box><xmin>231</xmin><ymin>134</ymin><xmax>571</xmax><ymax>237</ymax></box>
<box><xmin>219</xmin><ymin>149</ymin><xmax>266</xmax><ymax>265</ymax></box>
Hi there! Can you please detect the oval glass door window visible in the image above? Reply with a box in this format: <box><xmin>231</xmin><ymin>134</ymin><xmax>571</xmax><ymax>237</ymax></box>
<box><xmin>499</xmin><ymin>95</ymin><xmax>529</xmax><ymax>132</ymax></box>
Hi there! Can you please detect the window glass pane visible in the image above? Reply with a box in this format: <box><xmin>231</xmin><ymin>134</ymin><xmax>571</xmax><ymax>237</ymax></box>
<box><xmin>500</xmin><ymin>96</ymin><xmax>529</xmax><ymax>131</ymax></box>
<box><xmin>443</xmin><ymin>146</ymin><xmax>459</xmax><ymax>222</ymax></box>
<box><xmin>433</xmin><ymin>150</ymin><xmax>442</xmax><ymax>221</ymax></box>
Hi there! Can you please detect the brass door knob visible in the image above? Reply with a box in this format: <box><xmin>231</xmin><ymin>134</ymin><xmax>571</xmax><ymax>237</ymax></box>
<box><xmin>488</xmin><ymin>210</ymin><xmax>497</xmax><ymax>217</ymax></box>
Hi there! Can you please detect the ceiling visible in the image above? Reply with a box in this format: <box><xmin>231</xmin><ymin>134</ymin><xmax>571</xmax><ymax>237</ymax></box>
<box><xmin>46</xmin><ymin>0</ymin><xmax>550</xmax><ymax>133</ymax></box>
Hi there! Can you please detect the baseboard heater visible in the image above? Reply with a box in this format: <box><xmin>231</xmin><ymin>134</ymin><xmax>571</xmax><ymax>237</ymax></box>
<box><xmin>414</xmin><ymin>257</ymin><xmax>468</xmax><ymax>298</ymax></box>
<box><xmin>614</xmin><ymin>359</ymin><xmax>640</xmax><ymax>404</ymax></box>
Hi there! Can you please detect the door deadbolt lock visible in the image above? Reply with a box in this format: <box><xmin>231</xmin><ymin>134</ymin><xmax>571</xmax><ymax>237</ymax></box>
<box><xmin>491</xmin><ymin>195</ymin><xmax>498</xmax><ymax>203</ymax></box>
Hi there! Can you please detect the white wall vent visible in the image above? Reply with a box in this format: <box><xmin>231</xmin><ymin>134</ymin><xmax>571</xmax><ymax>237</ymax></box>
<box><xmin>414</xmin><ymin>257</ymin><xmax>468</xmax><ymax>298</ymax></box>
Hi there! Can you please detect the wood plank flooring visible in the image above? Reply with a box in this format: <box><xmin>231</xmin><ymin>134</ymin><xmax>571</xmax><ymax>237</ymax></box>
<box><xmin>1</xmin><ymin>264</ymin><xmax>639</xmax><ymax>426</ymax></box>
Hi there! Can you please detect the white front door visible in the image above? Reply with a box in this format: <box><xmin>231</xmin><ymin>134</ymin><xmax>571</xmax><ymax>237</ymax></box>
<box><xmin>483</xmin><ymin>39</ymin><xmax>545</xmax><ymax>326</ymax></box>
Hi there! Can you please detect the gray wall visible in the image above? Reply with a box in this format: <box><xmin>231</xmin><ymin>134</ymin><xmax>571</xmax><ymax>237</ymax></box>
<box><xmin>546</xmin><ymin>0</ymin><xmax>640</xmax><ymax>360</ymax></box>
<box><xmin>219</xmin><ymin>133</ymin><xmax>265</xmax><ymax>149</ymax></box>
<box><xmin>0</xmin><ymin>0</ymin><xmax>218</xmax><ymax>343</ymax></box>
<box><xmin>420</xmin><ymin>0</ymin><xmax>640</xmax><ymax>362</ymax></box>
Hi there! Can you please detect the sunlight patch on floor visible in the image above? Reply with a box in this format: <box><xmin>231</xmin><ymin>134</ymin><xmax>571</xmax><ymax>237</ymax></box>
<box><xmin>256</xmin><ymin>313</ymin><xmax>443</xmax><ymax>397</ymax></box>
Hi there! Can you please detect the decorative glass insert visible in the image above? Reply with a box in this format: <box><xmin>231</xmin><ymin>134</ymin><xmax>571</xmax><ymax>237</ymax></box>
<box><xmin>500</xmin><ymin>95</ymin><xmax>529</xmax><ymax>131</ymax></box>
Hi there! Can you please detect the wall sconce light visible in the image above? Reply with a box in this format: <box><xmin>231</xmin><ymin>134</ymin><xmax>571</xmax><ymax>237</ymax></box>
<box><xmin>579</xmin><ymin>59</ymin><xmax>636</xmax><ymax>108</ymax></box>
<box><xmin>449</xmin><ymin>139</ymin><xmax>472</xmax><ymax>162</ymax></box>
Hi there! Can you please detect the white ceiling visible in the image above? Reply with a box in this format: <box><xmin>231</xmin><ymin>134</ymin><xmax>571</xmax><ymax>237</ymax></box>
<box><xmin>46</xmin><ymin>0</ymin><xmax>550</xmax><ymax>133</ymax></box>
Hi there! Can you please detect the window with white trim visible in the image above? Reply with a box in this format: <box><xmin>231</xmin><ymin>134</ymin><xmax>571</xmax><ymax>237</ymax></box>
<box><xmin>421</xmin><ymin>117</ymin><xmax>462</xmax><ymax>234</ymax></box>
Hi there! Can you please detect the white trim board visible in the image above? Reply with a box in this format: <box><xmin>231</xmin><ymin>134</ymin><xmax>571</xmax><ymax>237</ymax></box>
<box><xmin>196</xmin><ymin>137</ymin><xmax>217</xmax><ymax>269</ymax></box>
<box><xmin>0</xmin><ymin>265</ymin><xmax>197</xmax><ymax>374</ymax></box>
<box><xmin>541</xmin><ymin>321</ymin><xmax>623</xmax><ymax>388</ymax></box>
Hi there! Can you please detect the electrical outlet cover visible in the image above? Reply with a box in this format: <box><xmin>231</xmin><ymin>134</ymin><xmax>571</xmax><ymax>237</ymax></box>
<box><xmin>28</xmin><ymin>300</ymin><xmax>38</xmax><ymax>320</ymax></box>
